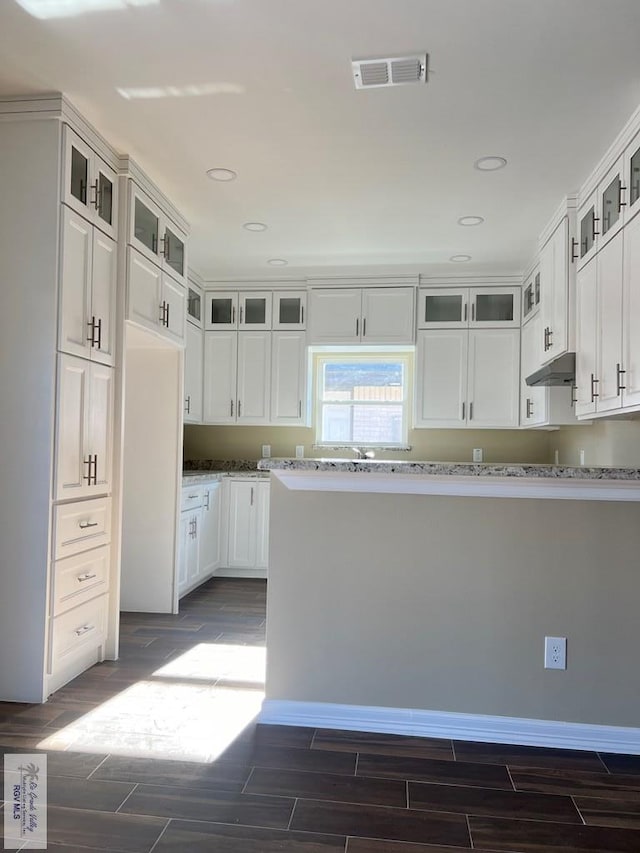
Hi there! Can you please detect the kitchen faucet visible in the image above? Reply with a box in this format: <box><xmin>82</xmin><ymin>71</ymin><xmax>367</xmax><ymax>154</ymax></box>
<box><xmin>352</xmin><ymin>447</ymin><xmax>375</xmax><ymax>459</ymax></box>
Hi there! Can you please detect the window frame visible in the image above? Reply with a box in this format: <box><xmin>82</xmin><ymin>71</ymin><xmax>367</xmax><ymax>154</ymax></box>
<box><xmin>313</xmin><ymin>348</ymin><xmax>412</xmax><ymax>449</ymax></box>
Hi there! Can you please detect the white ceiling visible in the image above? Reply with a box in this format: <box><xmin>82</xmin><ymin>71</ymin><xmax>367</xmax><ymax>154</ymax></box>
<box><xmin>2</xmin><ymin>0</ymin><xmax>640</xmax><ymax>280</ymax></box>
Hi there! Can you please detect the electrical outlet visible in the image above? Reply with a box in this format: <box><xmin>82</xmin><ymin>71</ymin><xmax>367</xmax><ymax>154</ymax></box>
<box><xmin>261</xmin><ymin>444</ymin><xmax>271</xmax><ymax>458</ymax></box>
<box><xmin>544</xmin><ymin>636</ymin><xmax>567</xmax><ymax>670</ymax></box>
<box><xmin>554</xmin><ymin>449</ymin><xmax>560</xmax><ymax>465</ymax></box>
<box><xmin>472</xmin><ymin>448</ymin><xmax>483</xmax><ymax>463</ymax></box>
<box><xmin>579</xmin><ymin>448</ymin><xmax>585</xmax><ymax>466</ymax></box>
<box><xmin>295</xmin><ymin>445</ymin><xmax>304</xmax><ymax>459</ymax></box>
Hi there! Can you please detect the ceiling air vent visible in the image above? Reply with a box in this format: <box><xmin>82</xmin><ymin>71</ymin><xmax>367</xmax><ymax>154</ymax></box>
<box><xmin>352</xmin><ymin>54</ymin><xmax>427</xmax><ymax>90</ymax></box>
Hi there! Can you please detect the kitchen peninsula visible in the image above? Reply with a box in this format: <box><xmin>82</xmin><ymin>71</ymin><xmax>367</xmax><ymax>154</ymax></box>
<box><xmin>259</xmin><ymin>458</ymin><xmax>640</xmax><ymax>753</ymax></box>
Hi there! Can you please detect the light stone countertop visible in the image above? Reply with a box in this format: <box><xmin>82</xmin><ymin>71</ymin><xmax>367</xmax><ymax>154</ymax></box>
<box><xmin>256</xmin><ymin>458</ymin><xmax>640</xmax><ymax>481</ymax></box>
<box><xmin>182</xmin><ymin>470</ymin><xmax>270</xmax><ymax>486</ymax></box>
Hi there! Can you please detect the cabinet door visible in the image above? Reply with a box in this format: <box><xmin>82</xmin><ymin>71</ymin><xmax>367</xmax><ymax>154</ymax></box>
<box><xmin>184</xmin><ymin>323</ymin><xmax>203</xmax><ymax>423</ymax></box>
<box><xmin>239</xmin><ymin>292</ymin><xmax>272</xmax><ymax>330</ymax></box>
<box><xmin>94</xmin><ymin>155</ymin><xmax>117</xmax><ymax>240</ymax></box>
<box><xmin>623</xmin><ymin>208</ymin><xmax>640</xmax><ymax>408</ymax></box>
<box><xmin>187</xmin><ymin>283</ymin><xmax>202</xmax><ymax>327</ymax></box>
<box><xmin>162</xmin><ymin>223</ymin><xmax>186</xmax><ymax>285</ymax></box>
<box><xmin>625</xmin><ymin>133</ymin><xmax>640</xmax><ymax>223</ymax></box>
<box><xmin>599</xmin><ymin>156</ymin><xmax>625</xmax><ymax>249</ymax></box>
<box><xmin>205</xmin><ymin>292</ymin><xmax>238</xmax><ymax>330</ymax></box>
<box><xmin>127</xmin><ymin>248</ymin><xmax>163</xmax><ymax>334</ymax></box>
<box><xmin>199</xmin><ymin>484</ymin><xmax>221</xmax><ymax>576</ymax></box>
<box><xmin>307</xmin><ymin>289</ymin><xmax>361</xmax><ymax>344</ymax></box>
<box><xmin>203</xmin><ymin>332</ymin><xmax>237</xmax><ymax>423</ymax></box>
<box><xmin>55</xmin><ymin>354</ymin><xmax>90</xmax><ymax>502</ymax></box>
<box><xmin>540</xmin><ymin>217</ymin><xmax>570</xmax><ymax>362</ymax></box>
<box><xmin>362</xmin><ymin>287</ymin><xmax>415</xmax><ymax>343</ymax></box>
<box><xmin>469</xmin><ymin>287</ymin><xmax>520</xmax><ymax>328</ymax></box>
<box><xmin>520</xmin><ymin>315</ymin><xmax>547</xmax><ymax>427</ymax></box>
<box><xmin>237</xmin><ymin>331</ymin><xmax>271</xmax><ymax>423</ymax></box>
<box><xmin>414</xmin><ymin>330</ymin><xmax>467</xmax><ymax>428</ymax></box>
<box><xmin>272</xmin><ymin>291</ymin><xmax>306</xmax><ymax>330</ymax></box>
<box><xmin>596</xmin><ymin>231</ymin><xmax>624</xmax><ymax>413</ymax></box>
<box><xmin>87</xmin><ymin>362</ymin><xmax>113</xmax><ymax>495</ymax></box>
<box><xmin>177</xmin><ymin>514</ymin><xmax>190</xmax><ymax>595</ymax></box>
<box><xmin>187</xmin><ymin>511</ymin><xmax>201</xmax><ymax>586</ymax></box>
<box><xmin>62</xmin><ymin>126</ymin><xmax>92</xmax><ymax>222</ymax></box>
<box><xmin>162</xmin><ymin>274</ymin><xmax>186</xmax><ymax>344</ymax></box>
<box><xmin>577</xmin><ymin>191</ymin><xmax>598</xmax><ymax>270</ymax></box>
<box><xmin>255</xmin><ymin>481</ymin><xmax>270</xmax><ymax>571</ymax></box>
<box><xmin>271</xmin><ymin>332</ymin><xmax>307</xmax><ymax>425</ymax></box>
<box><xmin>227</xmin><ymin>481</ymin><xmax>256</xmax><ymax>569</ymax></box>
<box><xmin>467</xmin><ymin>329</ymin><xmax>520</xmax><ymax>428</ymax></box>
<box><xmin>575</xmin><ymin>258</ymin><xmax>598</xmax><ymax>418</ymax></box>
<box><xmin>59</xmin><ymin>206</ymin><xmax>93</xmax><ymax>360</ymax></box>
<box><xmin>130</xmin><ymin>183</ymin><xmax>161</xmax><ymax>264</ymax></box>
<box><xmin>90</xmin><ymin>229</ymin><xmax>116</xmax><ymax>366</ymax></box>
<box><xmin>418</xmin><ymin>288</ymin><xmax>468</xmax><ymax>328</ymax></box>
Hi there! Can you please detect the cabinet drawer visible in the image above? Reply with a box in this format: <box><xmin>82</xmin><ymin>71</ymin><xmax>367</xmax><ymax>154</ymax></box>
<box><xmin>50</xmin><ymin>594</ymin><xmax>107</xmax><ymax>672</ymax></box>
<box><xmin>181</xmin><ymin>485</ymin><xmax>203</xmax><ymax>512</ymax></box>
<box><xmin>53</xmin><ymin>497</ymin><xmax>112</xmax><ymax>560</ymax></box>
<box><xmin>52</xmin><ymin>546</ymin><xmax>110</xmax><ymax>617</ymax></box>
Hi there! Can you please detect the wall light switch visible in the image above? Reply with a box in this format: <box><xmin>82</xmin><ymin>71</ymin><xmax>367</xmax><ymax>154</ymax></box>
<box><xmin>295</xmin><ymin>445</ymin><xmax>304</xmax><ymax>459</ymax></box>
<box><xmin>262</xmin><ymin>444</ymin><xmax>271</xmax><ymax>458</ymax></box>
<box><xmin>472</xmin><ymin>448</ymin><xmax>483</xmax><ymax>463</ymax></box>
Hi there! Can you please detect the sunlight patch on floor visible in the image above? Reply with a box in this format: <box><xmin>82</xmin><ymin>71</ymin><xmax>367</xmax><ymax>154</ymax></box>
<box><xmin>37</xmin><ymin>644</ymin><xmax>265</xmax><ymax>762</ymax></box>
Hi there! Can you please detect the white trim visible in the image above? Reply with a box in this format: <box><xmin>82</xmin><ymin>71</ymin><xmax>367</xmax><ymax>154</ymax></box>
<box><xmin>308</xmin><ymin>275</ymin><xmax>418</xmax><ymax>288</ymax></box>
<box><xmin>270</xmin><ymin>469</ymin><xmax>640</xmax><ymax>502</ymax></box>
<box><xmin>260</xmin><ymin>699</ymin><xmax>640</xmax><ymax>755</ymax></box>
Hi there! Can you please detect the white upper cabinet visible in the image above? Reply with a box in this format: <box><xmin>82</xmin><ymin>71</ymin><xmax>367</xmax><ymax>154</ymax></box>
<box><xmin>622</xmin><ymin>208</ymin><xmax>640</xmax><ymax>409</ymax></box>
<box><xmin>539</xmin><ymin>216</ymin><xmax>572</xmax><ymax>364</ymax></box>
<box><xmin>126</xmin><ymin>248</ymin><xmax>185</xmax><ymax>345</ymax></box>
<box><xmin>418</xmin><ymin>286</ymin><xmax>520</xmax><ymax>329</ymax></box>
<box><xmin>519</xmin><ymin>312</ymin><xmax>576</xmax><ymax>428</ymax></box>
<box><xmin>187</xmin><ymin>281</ymin><xmax>203</xmax><ymax>328</ymax></box>
<box><xmin>308</xmin><ymin>286</ymin><xmax>414</xmax><ymax>344</ymax></box>
<box><xmin>577</xmin><ymin>156</ymin><xmax>625</xmax><ymax>270</ymax></box>
<box><xmin>522</xmin><ymin>268</ymin><xmax>541</xmax><ymax>324</ymax></box>
<box><xmin>236</xmin><ymin>331</ymin><xmax>271</xmax><ymax>422</ymax></box>
<box><xmin>271</xmin><ymin>331</ymin><xmax>307</xmax><ymax>425</ymax></box>
<box><xmin>575</xmin><ymin>255</ymin><xmax>599</xmax><ymax>418</ymax></box>
<box><xmin>205</xmin><ymin>292</ymin><xmax>238</xmax><ymax>330</ymax></box>
<box><xmin>414</xmin><ymin>330</ymin><xmax>468</xmax><ymax>428</ymax></box>
<box><xmin>239</xmin><ymin>292</ymin><xmax>272</xmax><ymax>330</ymax></box>
<box><xmin>128</xmin><ymin>182</ymin><xmax>187</xmax><ymax>287</ymax></box>
<box><xmin>467</xmin><ymin>329</ymin><xmax>520</xmax><ymax>428</ymax></box>
<box><xmin>59</xmin><ymin>207</ymin><xmax>116</xmax><ymax>366</ymax></box>
<box><xmin>624</xmin><ymin>132</ymin><xmax>640</xmax><ymax>225</ymax></box>
<box><xmin>272</xmin><ymin>291</ymin><xmax>306</xmax><ymax>330</ymax></box>
<box><xmin>204</xmin><ymin>291</ymin><xmax>273</xmax><ymax>330</ymax></box>
<box><xmin>55</xmin><ymin>354</ymin><xmax>113</xmax><ymax>502</ymax></box>
<box><xmin>184</xmin><ymin>322</ymin><xmax>203</xmax><ymax>423</ymax></box>
<box><xmin>62</xmin><ymin>126</ymin><xmax>117</xmax><ymax>240</ymax></box>
<box><xmin>203</xmin><ymin>331</ymin><xmax>237</xmax><ymax>423</ymax></box>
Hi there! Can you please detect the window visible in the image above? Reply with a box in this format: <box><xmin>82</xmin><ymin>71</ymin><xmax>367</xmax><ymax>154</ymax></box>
<box><xmin>315</xmin><ymin>351</ymin><xmax>410</xmax><ymax>447</ymax></box>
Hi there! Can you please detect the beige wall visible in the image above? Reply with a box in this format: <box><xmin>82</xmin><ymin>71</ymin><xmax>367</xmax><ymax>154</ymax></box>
<box><xmin>266</xmin><ymin>477</ymin><xmax>640</xmax><ymax>727</ymax></box>
<box><xmin>184</xmin><ymin>424</ymin><xmax>552</xmax><ymax>464</ymax></box>
<box><xmin>552</xmin><ymin>420</ymin><xmax>640</xmax><ymax>467</ymax></box>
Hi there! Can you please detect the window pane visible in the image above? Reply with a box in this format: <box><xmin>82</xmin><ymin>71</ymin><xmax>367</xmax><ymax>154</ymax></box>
<box><xmin>322</xmin><ymin>362</ymin><xmax>404</xmax><ymax>401</ymax></box>
<box><xmin>322</xmin><ymin>404</ymin><xmax>404</xmax><ymax>444</ymax></box>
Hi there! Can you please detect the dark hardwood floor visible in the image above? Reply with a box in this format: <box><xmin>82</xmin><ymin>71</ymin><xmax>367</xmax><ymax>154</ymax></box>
<box><xmin>2</xmin><ymin>577</ymin><xmax>640</xmax><ymax>852</ymax></box>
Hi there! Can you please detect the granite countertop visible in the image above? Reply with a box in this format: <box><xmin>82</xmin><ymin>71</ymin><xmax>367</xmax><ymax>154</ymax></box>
<box><xmin>256</xmin><ymin>458</ymin><xmax>640</xmax><ymax>481</ymax></box>
<box><xmin>182</xmin><ymin>463</ymin><xmax>270</xmax><ymax>485</ymax></box>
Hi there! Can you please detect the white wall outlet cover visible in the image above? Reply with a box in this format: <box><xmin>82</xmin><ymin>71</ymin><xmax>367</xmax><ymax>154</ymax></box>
<box><xmin>295</xmin><ymin>445</ymin><xmax>304</xmax><ymax>459</ymax></box>
<box><xmin>579</xmin><ymin>449</ymin><xmax>585</xmax><ymax>466</ymax></box>
<box><xmin>544</xmin><ymin>636</ymin><xmax>567</xmax><ymax>670</ymax></box>
<box><xmin>262</xmin><ymin>444</ymin><xmax>271</xmax><ymax>458</ymax></box>
<box><xmin>472</xmin><ymin>448</ymin><xmax>483</xmax><ymax>462</ymax></box>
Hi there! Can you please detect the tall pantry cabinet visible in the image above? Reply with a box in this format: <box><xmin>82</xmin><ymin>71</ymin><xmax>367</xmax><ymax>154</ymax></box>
<box><xmin>0</xmin><ymin>95</ymin><xmax>120</xmax><ymax>703</ymax></box>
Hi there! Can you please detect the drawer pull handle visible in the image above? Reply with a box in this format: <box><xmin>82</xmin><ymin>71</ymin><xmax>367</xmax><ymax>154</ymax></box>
<box><xmin>75</xmin><ymin>623</ymin><xmax>95</xmax><ymax>637</ymax></box>
<box><xmin>78</xmin><ymin>521</ymin><xmax>99</xmax><ymax>529</ymax></box>
<box><xmin>77</xmin><ymin>573</ymin><xmax>98</xmax><ymax>583</ymax></box>
<box><xmin>187</xmin><ymin>493</ymin><xmax>199</xmax><ymax>499</ymax></box>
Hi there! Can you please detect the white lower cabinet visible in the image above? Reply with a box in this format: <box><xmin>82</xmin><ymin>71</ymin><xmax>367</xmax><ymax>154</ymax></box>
<box><xmin>48</xmin><ymin>593</ymin><xmax>108</xmax><ymax>695</ymax></box>
<box><xmin>415</xmin><ymin>329</ymin><xmax>520</xmax><ymax>428</ymax></box>
<box><xmin>221</xmin><ymin>478</ymin><xmax>270</xmax><ymax>576</ymax></box>
<box><xmin>178</xmin><ymin>481</ymin><xmax>222</xmax><ymax>599</ymax></box>
<box><xmin>52</xmin><ymin>546</ymin><xmax>110</xmax><ymax>616</ymax></box>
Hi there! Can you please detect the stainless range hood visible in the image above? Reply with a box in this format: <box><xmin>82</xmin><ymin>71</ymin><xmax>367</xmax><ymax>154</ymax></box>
<box><xmin>526</xmin><ymin>352</ymin><xmax>576</xmax><ymax>387</ymax></box>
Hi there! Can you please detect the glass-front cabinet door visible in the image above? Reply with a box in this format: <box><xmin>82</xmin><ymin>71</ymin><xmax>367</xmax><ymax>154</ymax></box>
<box><xmin>205</xmin><ymin>292</ymin><xmax>238</xmax><ymax>330</ymax></box>
<box><xmin>187</xmin><ymin>284</ymin><xmax>202</xmax><ymax>327</ymax></box>
<box><xmin>522</xmin><ymin>269</ymin><xmax>538</xmax><ymax>322</ymax></box>
<box><xmin>163</xmin><ymin>225</ymin><xmax>186</xmax><ymax>282</ymax></box>
<box><xmin>418</xmin><ymin>288</ymin><xmax>467</xmax><ymax>328</ymax></box>
<box><xmin>598</xmin><ymin>156</ymin><xmax>625</xmax><ymax>248</ymax></box>
<box><xmin>578</xmin><ymin>191</ymin><xmax>598</xmax><ymax>269</ymax></box>
<box><xmin>133</xmin><ymin>194</ymin><xmax>160</xmax><ymax>259</ymax></box>
<box><xmin>628</xmin><ymin>140</ymin><xmax>640</xmax><ymax>214</ymax></box>
<box><xmin>469</xmin><ymin>287</ymin><xmax>520</xmax><ymax>328</ymax></box>
<box><xmin>272</xmin><ymin>291</ymin><xmax>307</xmax><ymax>329</ymax></box>
<box><xmin>239</xmin><ymin>292</ymin><xmax>272</xmax><ymax>330</ymax></box>
<box><xmin>63</xmin><ymin>127</ymin><xmax>118</xmax><ymax>240</ymax></box>
<box><xmin>93</xmin><ymin>158</ymin><xmax>117</xmax><ymax>240</ymax></box>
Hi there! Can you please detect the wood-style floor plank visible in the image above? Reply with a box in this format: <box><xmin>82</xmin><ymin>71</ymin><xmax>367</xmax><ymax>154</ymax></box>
<box><xmin>357</xmin><ymin>753</ymin><xmax>513</xmax><ymax>790</ymax></box>
<box><xmin>246</xmin><ymin>766</ymin><xmax>408</xmax><ymax>807</ymax></box>
<box><xmin>151</xmin><ymin>819</ymin><xmax>347</xmax><ymax>853</ymax></box>
<box><xmin>312</xmin><ymin>729</ymin><xmax>454</xmax><ymax>761</ymax></box>
<box><xmin>469</xmin><ymin>814</ymin><xmax>640</xmax><ymax>852</ymax></box>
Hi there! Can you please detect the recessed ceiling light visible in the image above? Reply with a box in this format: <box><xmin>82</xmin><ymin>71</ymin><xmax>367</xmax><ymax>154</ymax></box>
<box><xmin>268</xmin><ymin>258</ymin><xmax>288</xmax><ymax>266</ymax></box>
<box><xmin>243</xmin><ymin>222</ymin><xmax>268</xmax><ymax>232</ymax></box>
<box><xmin>206</xmin><ymin>168</ymin><xmax>237</xmax><ymax>181</ymax></box>
<box><xmin>450</xmin><ymin>254</ymin><xmax>472</xmax><ymax>263</ymax></box>
<box><xmin>457</xmin><ymin>216</ymin><xmax>484</xmax><ymax>227</ymax></box>
<box><xmin>474</xmin><ymin>156</ymin><xmax>507</xmax><ymax>171</ymax></box>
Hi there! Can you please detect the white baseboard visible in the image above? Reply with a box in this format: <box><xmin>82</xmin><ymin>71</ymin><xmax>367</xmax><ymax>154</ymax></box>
<box><xmin>214</xmin><ymin>568</ymin><xmax>267</xmax><ymax>579</ymax></box>
<box><xmin>260</xmin><ymin>699</ymin><xmax>640</xmax><ymax>755</ymax></box>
